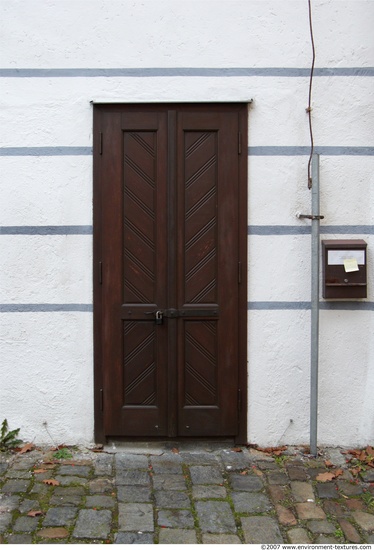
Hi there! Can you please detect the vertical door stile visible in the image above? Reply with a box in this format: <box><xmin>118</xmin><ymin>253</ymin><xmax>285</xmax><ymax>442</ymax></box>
<box><xmin>167</xmin><ymin>109</ymin><xmax>178</xmax><ymax>437</ymax></box>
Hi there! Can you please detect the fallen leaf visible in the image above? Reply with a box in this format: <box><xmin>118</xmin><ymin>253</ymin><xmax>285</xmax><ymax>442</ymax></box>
<box><xmin>18</xmin><ymin>442</ymin><xmax>34</xmax><ymax>454</ymax></box>
<box><xmin>252</xmin><ymin>467</ymin><xmax>264</xmax><ymax>477</ymax></box>
<box><xmin>316</xmin><ymin>472</ymin><xmax>336</xmax><ymax>482</ymax></box>
<box><xmin>171</xmin><ymin>447</ymin><xmax>179</xmax><ymax>454</ymax></box>
<box><xmin>231</xmin><ymin>447</ymin><xmax>243</xmax><ymax>453</ymax></box>
<box><xmin>316</xmin><ymin>469</ymin><xmax>344</xmax><ymax>482</ymax></box>
<box><xmin>27</xmin><ymin>510</ymin><xmax>43</xmax><ymax>517</ymax></box>
<box><xmin>240</xmin><ymin>470</ymin><xmax>248</xmax><ymax>475</ymax></box>
<box><xmin>324</xmin><ymin>460</ymin><xmax>334</xmax><ymax>468</ymax></box>
<box><xmin>43</xmin><ymin>479</ymin><xmax>60</xmax><ymax>486</ymax></box>
<box><xmin>256</xmin><ymin>445</ymin><xmax>287</xmax><ymax>456</ymax></box>
<box><xmin>33</xmin><ymin>468</ymin><xmax>48</xmax><ymax>474</ymax></box>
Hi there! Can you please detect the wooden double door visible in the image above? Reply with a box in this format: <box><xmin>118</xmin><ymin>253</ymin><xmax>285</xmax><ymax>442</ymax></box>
<box><xmin>94</xmin><ymin>104</ymin><xmax>247</xmax><ymax>442</ymax></box>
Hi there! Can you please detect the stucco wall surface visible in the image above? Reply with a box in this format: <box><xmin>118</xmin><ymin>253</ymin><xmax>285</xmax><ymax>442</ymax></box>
<box><xmin>1</xmin><ymin>0</ymin><xmax>373</xmax><ymax>446</ymax></box>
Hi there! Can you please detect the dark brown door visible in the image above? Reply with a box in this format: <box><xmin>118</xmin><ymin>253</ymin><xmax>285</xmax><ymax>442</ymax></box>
<box><xmin>94</xmin><ymin>104</ymin><xmax>247</xmax><ymax>440</ymax></box>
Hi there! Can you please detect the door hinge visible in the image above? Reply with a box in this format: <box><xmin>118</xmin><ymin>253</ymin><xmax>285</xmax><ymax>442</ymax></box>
<box><xmin>238</xmin><ymin>261</ymin><xmax>242</xmax><ymax>284</ymax></box>
<box><xmin>100</xmin><ymin>388</ymin><xmax>104</xmax><ymax>411</ymax></box>
<box><xmin>99</xmin><ymin>132</ymin><xmax>103</xmax><ymax>155</ymax></box>
<box><xmin>238</xmin><ymin>132</ymin><xmax>242</xmax><ymax>155</ymax></box>
<box><xmin>98</xmin><ymin>261</ymin><xmax>103</xmax><ymax>284</ymax></box>
<box><xmin>237</xmin><ymin>388</ymin><xmax>242</xmax><ymax>412</ymax></box>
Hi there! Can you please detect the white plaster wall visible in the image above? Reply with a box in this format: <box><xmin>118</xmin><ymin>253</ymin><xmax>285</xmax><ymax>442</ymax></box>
<box><xmin>0</xmin><ymin>313</ymin><xmax>93</xmax><ymax>445</ymax></box>
<box><xmin>1</xmin><ymin>0</ymin><xmax>373</xmax><ymax>446</ymax></box>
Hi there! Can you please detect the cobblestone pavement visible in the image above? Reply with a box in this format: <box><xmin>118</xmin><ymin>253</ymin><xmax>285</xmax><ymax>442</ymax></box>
<box><xmin>1</xmin><ymin>442</ymin><xmax>374</xmax><ymax>544</ymax></box>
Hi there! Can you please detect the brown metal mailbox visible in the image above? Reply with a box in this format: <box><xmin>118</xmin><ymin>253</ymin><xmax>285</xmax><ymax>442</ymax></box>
<box><xmin>322</xmin><ymin>240</ymin><xmax>367</xmax><ymax>299</ymax></box>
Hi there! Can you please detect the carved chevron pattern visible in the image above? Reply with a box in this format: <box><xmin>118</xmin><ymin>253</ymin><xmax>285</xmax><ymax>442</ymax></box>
<box><xmin>123</xmin><ymin>323</ymin><xmax>156</xmax><ymax>406</ymax></box>
<box><xmin>184</xmin><ymin>321</ymin><xmax>217</xmax><ymax>406</ymax></box>
<box><xmin>184</xmin><ymin>132</ymin><xmax>217</xmax><ymax>304</ymax></box>
<box><xmin>123</xmin><ymin>130</ymin><xmax>156</xmax><ymax>304</ymax></box>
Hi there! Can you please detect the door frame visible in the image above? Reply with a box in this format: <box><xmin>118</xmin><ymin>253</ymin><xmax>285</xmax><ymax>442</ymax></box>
<box><xmin>92</xmin><ymin>103</ymin><xmax>248</xmax><ymax>444</ymax></box>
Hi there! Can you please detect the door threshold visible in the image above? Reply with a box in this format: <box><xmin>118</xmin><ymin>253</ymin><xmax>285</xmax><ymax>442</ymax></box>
<box><xmin>106</xmin><ymin>438</ymin><xmax>236</xmax><ymax>454</ymax></box>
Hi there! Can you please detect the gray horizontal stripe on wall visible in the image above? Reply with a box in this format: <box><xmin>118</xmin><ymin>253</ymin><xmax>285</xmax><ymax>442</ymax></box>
<box><xmin>248</xmin><ymin>301</ymin><xmax>374</xmax><ymax>311</ymax></box>
<box><xmin>0</xmin><ymin>67</ymin><xmax>373</xmax><ymax>78</ymax></box>
<box><xmin>0</xmin><ymin>304</ymin><xmax>93</xmax><ymax>312</ymax></box>
<box><xmin>0</xmin><ymin>226</ymin><xmax>93</xmax><ymax>235</ymax></box>
<box><xmin>1</xmin><ymin>225</ymin><xmax>372</xmax><ymax>237</ymax></box>
<box><xmin>2</xmin><ymin>145</ymin><xmax>373</xmax><ymax>157</ymax></box>
<box><xmin>249</xmin><ymin>225</ymin><xmax>374</xmax><ymax>235</ymax></box>
<box><xmin>248</xmin><ymin>146</ymin><xmax>374</xmax><ymax>156</ymax></box>
<box><xmin>0</xmin><ymin>146</ymin><xmax>92</xmax><ymax>156</ymax></box>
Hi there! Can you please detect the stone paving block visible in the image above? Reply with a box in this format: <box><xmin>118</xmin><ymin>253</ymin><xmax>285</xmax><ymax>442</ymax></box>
<box><xmin>86</xmin><ymin>495</ymin><xmax>116</xmax><ymax>508</ymax></box>
<box><xmin>241</xmin><ymin>516</ymin><xmax>283</xmax><ymax>544</ymax></box>
<box><xmin>0</xmin><ymin>494</ymin><xmax>20</xmax><ymax>512</ymax></box>
<box><xmin>229</xmin><ymin>473</ymin><xmax>263</xmax><ymax>492</ymax></box>
<box><xmin>0</xmin><ymin>512</ymin><xmax>12</xmax><ymax>533</ymax></box>
<box><xmin>179</xmin><ymin>452</ymin><xmax>219</xmax><ymax>465</ymax></box>
<box><xmin>291</xmin><ymin>481</ymin><xmax>315</xmax><ymax>502</ymax></box>
<box><xmin>55</xmin><ymin>475</ymin><xmax>87</xmax><ymax>486</ymax></box>
<box><xmin>19</xmin><ymin>498</ymin><xmax>40</xmax><ymax>513</ymax></box>
<box><xmin>5</xmin><ymin>469</ymin><xmax>32</xmax><ymax>479</ymax></box>
<box><xmin>89</xmin><ymin>478</ymin><xmax>114</xmax><ymax>493</ymax></box>
<box><xmin>360</xmin><ymin>469</ymin><xmax>374</xmax><ymax>482</ymax></box>
<box><xmin>346</xmin><ymin>498</ymin><xmax>364</xmax><ymax>511</ymax></box>
<box><xmin>154</xmin><ymin>490</ymin><xmax>190</xmax><ymax>508</ymax></box>
<box><xmin>0</xmin><ymin>463</ymin><xmax>8</xmax><ymax>475</ymax></box>
<box><xmin>158</xmin><ymin>528</ymin><xmax>197</xmax><ymax>544</ymax></box>
<box><xmin>118</xmin><ymin>503</ymin><xmax>154</xmax><ymax>532</ymax></box>
<box><xmin>115</xmin><ymin>454</ymin><xmax>149</xmax><ymax>470</ymax></box>
<box><xmin>323</xmin><ymin>500</ymin><xmax>348</xmax><ymax>517</ymax></box>
<box><xmin>150</xmin><ymin>455</ymin><xmax>182</xmax><ymax>474</ymax></box>
<box><xmin>13</xmin><ymin>515</ymin><xmax>40</xmax><ymax>532</ymax></box>
<box><xmin>115</xmin><ymin>531</ymin><xmax>154</xmax><ymax>544</ymax></box>
<box><xmin>339</xmin><ymin>519</ymin><xmax>361</xmax><ymax>543</ymax></box>
<box><xmin>152</xmin><ymin>474</ymin><xmax>187</xmax><ymax>491</ymax></box>
<box><xmin>117</xmin><ymin>485</ymin><xmax>152</xmax><ymax>503</ymax></box>
<box><xmin>268</xmin><ymin>484</ymin><xmax>288</xmax><ymax>502</ymax></box>
<box><xmin>287</xmin><ymin>527</ymin><xmax>310</xmax><ymax>543</ymax></box>
<box><xmin>220</xmin><ymin>449</ymin><xmax>252</xmax><ymax>470</ymax></box>
<box><xmin>315</xmin><ymin>535</ymin><xmax>339</xmax><ymax>543</ymax></box>
<box><xmin>192</xmin><ymin>485</ymin><xmax>226</xmax><ymax>499</ymax></box>
<box><xmin>307</xmin><ymin>520</ymin><xmax>336</xmax><ymax>534</ymax></box>
<box><xmin>43</xmin><ymin>506</ymin><xmax>78</xmax><ymax>526</ymax></box>
<box><xmin>1</xmin><ymin>478</ymin><xmax>31</xmax><ymax>492</ymax></box>
<box><xmin>195</xmin><ymin>501</ymin><xmax>236</xmax><ymax>534</ymax></box>
<box><xmin>232</xmin><ymin>491</ymin><xmax>272</xmax><ymax>513</ymax></box>
<box><xmin>53</xmin><ymin>486</ymin><xmax>85</xmax><ymax>497</ymax></box>
<box><xmin>202</xmin><ymin>533</ymin><xmax>241</xmax><ymax>544</ymax></box>
<box><xmin>6</xmin><ymin>533</ymin><xmax>33</xmax><ymax>543</ymax></box>
<box><xmin>94</xmin><ymin>454</ymin><xmax>114</xmax><ymax>476</ymax></box>
<box><xmin>275</xmin><ymin>504</ymin><xmax>297</xmax><ymax>526</ymax></box>
<box><xmin>115</xmin><ymin>470</ymin><xmax>150</xmax><ymax>486</ymax></box>
<box><xmin>367</xmin><ymin>534</ymin><xmax>374</xmax><ymax>543</ymax></box>
<box><xmin>287</xmin><ymin>466</ymin><xmax>308</xmax><ymax>481</ymax></box>
<box><xmin>73</xmin><ymin>509</ymin><xmax>112</xmax><ymax>539</ymax></box>
<box><xmin>316</xmin><ymin>482</ymin><xmax>339</xmax><ymax>499</ymax></box>
<box><xmin>50</xmin><ymin>492</ymin><xmax>84</xmax><ymax>506</ymax></box>
<box><xmin>307</xmin><ymin>468</ymin><xmax>326</xmax><ymax>480</ymax></box>
<box><xmin>57</xmin><ymin>465</ymin><xmax>91</xmax><ymax>476</ymax></box>
<box><xmin>190</xmin><ymin>465</ymin><xmax>224</xmax><ymax>484</ymax></box>
<box><xmin>352</xmin><ymin>511</ymin><xmax>374</xmax><ymax>531</ymax></box>
<box><xmin>37</xmin><ymin>527</ymin><xmax>70</xmax><ymax>539</ymax></box>
<box><xmin>158</xmin><ymin>509</ymin><xmax>194</xmax><ymax>528</ymax></box>
<box><xmin>296</xmin><ymin>502</ymin><xmax>326</xmax><ymax>520</ymax></box>
<box><xmin>267</xmin><ymin>471</ymin><xmax>289</xmax><ymax>484</ymax></box>
<box><xmin>338</xmin><ymin>480</ymin><xmax>363</xmax><ymax>496</ymax></box>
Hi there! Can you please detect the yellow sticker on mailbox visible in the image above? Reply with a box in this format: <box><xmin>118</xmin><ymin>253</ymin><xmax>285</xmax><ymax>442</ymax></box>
<box><xmin>344</xmin><ymin>258</ymin><xmax>359</xmax><ymax>273</ymax></box>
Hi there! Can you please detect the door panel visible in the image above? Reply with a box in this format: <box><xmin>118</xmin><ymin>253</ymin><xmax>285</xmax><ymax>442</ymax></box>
<box><xmin>94</xmin><ymin>104</ymin><xmax>246</xmax><ymax>440</ymax></box>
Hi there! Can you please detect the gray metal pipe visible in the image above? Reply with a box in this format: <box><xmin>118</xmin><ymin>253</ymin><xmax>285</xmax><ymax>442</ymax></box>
<box><xmin>310</xmin><ymin>154</ymin><xmax>320</xmax><ymax>456</ymax></box>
